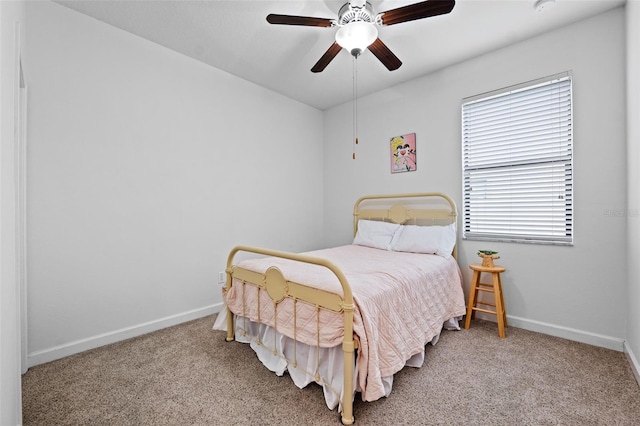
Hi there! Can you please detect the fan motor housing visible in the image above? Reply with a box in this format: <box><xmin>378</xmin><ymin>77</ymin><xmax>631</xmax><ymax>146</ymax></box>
<box><xmin>338</xmin><ymin>1</ymin><xmax>375</xmax><ymax>25</ymax></box>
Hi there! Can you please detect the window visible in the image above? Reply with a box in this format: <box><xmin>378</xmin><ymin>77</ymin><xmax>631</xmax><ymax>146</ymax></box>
<box><xmin>461</xmin><ymin>73</ymin><xmax>573</xmax><ymax>245</ymax></box>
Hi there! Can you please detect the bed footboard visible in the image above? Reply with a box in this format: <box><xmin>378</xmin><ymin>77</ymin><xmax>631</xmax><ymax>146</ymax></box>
<box><xmin>225</xmin><ymin>245</ymin><xmax>356</xmax><ymax>426</ymax></box>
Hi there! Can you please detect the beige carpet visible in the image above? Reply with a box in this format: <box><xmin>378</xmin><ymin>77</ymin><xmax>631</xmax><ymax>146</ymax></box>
<box><xmin>22</xmin><ymin>315</ymin><xmax>640</xmax><ymax>425</ymax></box>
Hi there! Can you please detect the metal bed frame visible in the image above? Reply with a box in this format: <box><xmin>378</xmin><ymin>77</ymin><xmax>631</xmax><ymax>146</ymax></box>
<box><xmin>224</xmin><ymin>192</ymin><xmax>457</xmax><ymax>425</ymax></box>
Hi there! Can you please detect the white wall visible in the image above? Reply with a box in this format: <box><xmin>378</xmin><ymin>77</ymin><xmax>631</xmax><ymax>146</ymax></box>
<box><xmin>323</xmin><ymin>8</ymin><xmax>628</xmax><ymax>350</ymax></box>
<box><xmin>24</xmin><ymin>0</ymin><xmax>324</xmax><ymax>365</ymax></box>
<box><xmin>626</xmin><ymin>0</ymin><xmax>640</xmax><ymax>377</ymax></box>
<box><xmin>0</xmin><ymin>1</ymin><xmax>26</xmax><ymax>424</ymax></box>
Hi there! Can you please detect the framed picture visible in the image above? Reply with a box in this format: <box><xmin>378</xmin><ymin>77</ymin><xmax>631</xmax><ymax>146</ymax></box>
<box><xmin>390</xmin><ymin>133</ymin><xmax>416</xmax><ymax>173</ymax></box>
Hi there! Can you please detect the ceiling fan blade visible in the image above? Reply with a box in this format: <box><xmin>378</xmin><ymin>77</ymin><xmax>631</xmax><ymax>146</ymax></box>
<box><xmin>368</xmin><ymin>38</ymin><xmax>402</xmax><ymax>71</ymax></box>
<box><xmin>311</xmin><ymin>43</ymin><xmax>343</xmax><ymax>73</ymax></box>
<box><xmin>266</xmin><ymin>14</ymin><xmax>334</xmax><ymax>27</ymax></box>
<box><xmin>379</xmin><ymin>0</ymin><xmax>455</xmax><ymax>26</ymax></box>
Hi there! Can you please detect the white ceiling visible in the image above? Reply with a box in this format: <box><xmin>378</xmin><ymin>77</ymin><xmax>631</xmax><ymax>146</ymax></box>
<box><xmin>53</xmin><ymin>0</ymin><xmax>625</xmax><ymax>110</ymax></box>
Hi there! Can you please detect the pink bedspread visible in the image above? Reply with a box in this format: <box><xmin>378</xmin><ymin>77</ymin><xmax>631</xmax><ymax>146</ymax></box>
<box><xmin>224</xmin><ymin>245</ymin><xmax>466</xmax><ymax>402</ymax></box>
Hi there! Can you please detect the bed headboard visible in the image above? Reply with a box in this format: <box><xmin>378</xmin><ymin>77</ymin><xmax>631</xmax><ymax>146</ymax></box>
<box><xmin>353</xmin><ymin>192</ymin><xmax>458</xmax><ymax>258</ymax></box>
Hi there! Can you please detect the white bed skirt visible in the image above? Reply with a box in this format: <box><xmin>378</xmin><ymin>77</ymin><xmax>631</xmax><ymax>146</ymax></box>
<box><xmin>213</xmin><ymin>308</ymin><xmax>461</xmax><ymax>411</ymax></box>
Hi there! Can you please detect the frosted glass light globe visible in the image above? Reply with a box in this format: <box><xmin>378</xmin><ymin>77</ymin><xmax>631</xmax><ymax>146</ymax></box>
<box><xmin>335</xmin><ymin>21</ymin><xmax>378</xmax><ymax>57</ymax></box>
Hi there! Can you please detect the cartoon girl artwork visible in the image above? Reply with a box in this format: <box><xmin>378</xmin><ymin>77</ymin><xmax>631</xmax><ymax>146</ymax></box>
<box><xmin>390</xmin><ymin>133</ymin><xmax>416</xmax><ymax>173</ymax></box>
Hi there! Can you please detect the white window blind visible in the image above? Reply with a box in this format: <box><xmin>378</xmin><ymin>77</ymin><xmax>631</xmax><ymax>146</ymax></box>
<box><xmin>462</xmin><ymin>74</ymin><xmax>573</xmax><ymax>245</ymax></box>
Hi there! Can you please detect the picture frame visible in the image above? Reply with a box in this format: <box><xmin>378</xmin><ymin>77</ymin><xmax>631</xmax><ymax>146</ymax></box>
<box><xmin>390</xmin><ymin>133</ymin><xmax>416</xmax><ymax>173</ymax></box>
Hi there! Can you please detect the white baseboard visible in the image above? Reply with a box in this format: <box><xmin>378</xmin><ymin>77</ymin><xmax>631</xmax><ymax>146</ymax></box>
<box><xmin>506</xmin><ymin>315</ymin><xmax>625</xmax><ymax>352</ymax></box>
<box><xmin>27</xmin><ymin>306</ymin><xmax>634</xmax><ymax>375</ymax></box>
<box><xmin>27</xmin><ymin>303</ymin><xmax>224</xmax><ymax>368</ymax></box>
<box><xmin>624</xmin><ymin>342</ymin><xmax>640</xmax><ymax>387</ymax></box>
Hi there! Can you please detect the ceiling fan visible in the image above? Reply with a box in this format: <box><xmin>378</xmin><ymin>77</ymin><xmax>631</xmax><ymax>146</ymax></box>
<box><xmin>266</xmin><ymin>0</ymin><xmax>455</xmax><ymax>73</ymax></box>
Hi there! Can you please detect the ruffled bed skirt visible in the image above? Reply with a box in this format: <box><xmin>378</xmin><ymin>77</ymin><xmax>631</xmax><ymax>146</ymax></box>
<box><xmin>213</xmin><ymin>309</ymin><xmax>461</xmax><ymax>411</ymax></box>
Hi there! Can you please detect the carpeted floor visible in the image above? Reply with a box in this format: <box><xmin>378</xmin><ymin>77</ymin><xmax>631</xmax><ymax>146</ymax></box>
<box><xmin>22</xmin><ymin>315</ymin><xmax>640</xmax><ymax>425</ymax></box>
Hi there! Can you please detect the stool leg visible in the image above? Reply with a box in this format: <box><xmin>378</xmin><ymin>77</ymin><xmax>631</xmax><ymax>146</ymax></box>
<box><xmin>464</xmin><ymin>270</ymin><xmax>480</xmax><ymax>329</ymax></box>
<box><xmin>493</xmin><ymin>272</ymin><xmax>505</xmax><ymax>338</ymax></box>
<box><xmin>497</xmin><ymin>273</ymin><xmax>508</xmax><ymax>328</ymax></box>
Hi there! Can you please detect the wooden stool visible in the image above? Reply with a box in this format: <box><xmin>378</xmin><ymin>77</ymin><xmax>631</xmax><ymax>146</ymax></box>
<box><xmin>464</xmin><ymin>263</ymin><xmax>508</xmax><ymax>338</ymax></box>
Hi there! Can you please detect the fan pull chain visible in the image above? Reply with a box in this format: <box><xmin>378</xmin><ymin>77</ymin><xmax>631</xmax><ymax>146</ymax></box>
<box><xmin>352</xmin><ymin>56</ymin><xmax>358</xmax><ymax>160</ymax></box>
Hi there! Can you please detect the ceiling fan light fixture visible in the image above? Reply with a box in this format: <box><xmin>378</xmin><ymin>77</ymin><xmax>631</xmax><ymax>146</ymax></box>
<box><xmin>335</xmin><ymin>21</ymin><xmax>378</xmax><ymax>57</ymax></box>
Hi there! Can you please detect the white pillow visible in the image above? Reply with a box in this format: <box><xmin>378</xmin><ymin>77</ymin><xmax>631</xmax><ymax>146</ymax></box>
<box><xmin>391</xmin><ymin>223</ymin><xmax>457</xmax><ymax>257</ymax></box>
<box><xmin>352</xmin><ymin>219</ymin><xmax>401</xmax><ymax>250</ymax></box>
